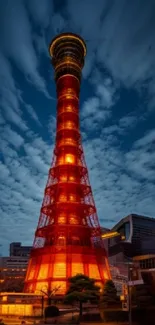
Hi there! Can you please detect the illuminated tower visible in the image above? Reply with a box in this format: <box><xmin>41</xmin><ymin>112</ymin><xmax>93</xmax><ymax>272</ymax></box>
<box><xmin>24</xmin><ymin>33</ymin><xmax>110</xmax><ymax>294</ymax></box>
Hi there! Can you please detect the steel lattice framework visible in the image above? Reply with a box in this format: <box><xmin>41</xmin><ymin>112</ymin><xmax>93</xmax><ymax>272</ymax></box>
<box><xmin>24</xmin><ymin>33</ymin><xmax>111</xmax><ymax>295</ymax></box>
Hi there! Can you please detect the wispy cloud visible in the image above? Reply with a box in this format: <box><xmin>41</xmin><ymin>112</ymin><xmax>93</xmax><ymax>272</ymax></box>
<box><xmin>26</xmin><ymin>0</ymin><xmax>53</xmax><ymax>29</ymax></box>
<box><xmin>83</xmin><ymin>130</ymin><xmax>155</xmax><ymax>227</ymax></box>
<box><xmin>81</xmin><ymin>75</ymin><xmax>118</xmax><ymax>131</ymax></box>
<box><xmin>66</xmin><ymin>0</ymin><xmax>155</xmax><ymax>108</ymax></box>
<box><xmin>0</xmin><ymin>127</ymin><xmax>53</xmax><ymax>254</ymax></box>
<box><xmin>0</xmin><ymin>0</ymin><xmax>50</xmax><ymax>97</ymax></box>
<box><xmin>24</xmin><ymin>104</ymin><xmax>42</xmax><ymax>127</ymax></box>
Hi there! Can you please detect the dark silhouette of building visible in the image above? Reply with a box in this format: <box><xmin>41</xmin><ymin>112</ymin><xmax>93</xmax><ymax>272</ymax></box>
<box><xmin>109</xmin><ymin>214</ymin><xmax>155</xmax><ymax>260</ymax></box>
<box><xmin>108</xmin><ymin>214</ymin><xmax>155</xmax><ymax>291</ymax></box>
<box><xmin>10</xmin><ymin>242</ymin><xmax>32</xmax><ymax>257</ymax></box>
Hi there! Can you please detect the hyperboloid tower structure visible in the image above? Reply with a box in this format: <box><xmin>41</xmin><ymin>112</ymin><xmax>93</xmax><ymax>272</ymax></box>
<box><xmin>24</xmin><ymin>33</ymin><xmax>110</xmax><ymax>294</ymax></box>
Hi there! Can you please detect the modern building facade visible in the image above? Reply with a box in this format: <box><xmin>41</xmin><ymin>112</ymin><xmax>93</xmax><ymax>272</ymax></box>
<box><xmin>24</xmin><ymin>33</ymin><xmax>110</xmax><ymax>294</ymax></box>
<box><xmin>108</xmin><ymin>214</ymin><xmax>155</xmax><ymax>291</ymax></box>
<box><xmin>109</xmin><ymin>214</ymin><xmax>155</xmax><ymax>260</ymax></box>
<box><xmin>10</xmin><ymin>242</ymin><xmax>32</xmax><ymax>257</ymax></box>
<box><xmin>101</xmin><ymin>227</ymin><xmax>110</xmax><ymax>254</ymax></box>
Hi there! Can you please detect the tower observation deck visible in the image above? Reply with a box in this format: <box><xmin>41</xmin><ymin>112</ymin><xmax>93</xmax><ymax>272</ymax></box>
<box><xmin>24</xmin><ymin>33</ymin><xmax>111</xmax><ymax>295</ymax></box>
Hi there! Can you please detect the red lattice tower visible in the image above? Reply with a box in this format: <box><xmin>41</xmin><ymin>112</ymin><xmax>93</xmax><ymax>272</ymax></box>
<box><xmin>24</xmin><ymin>33</ymin><xmax>111</xmax><ymax>294</ymax></box>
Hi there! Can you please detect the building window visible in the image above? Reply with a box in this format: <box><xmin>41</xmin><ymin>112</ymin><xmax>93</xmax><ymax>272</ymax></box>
<box><xmin>57</xmin><ymin>236</ymin><xmax>66</xmax><ymax>246</ymax></box>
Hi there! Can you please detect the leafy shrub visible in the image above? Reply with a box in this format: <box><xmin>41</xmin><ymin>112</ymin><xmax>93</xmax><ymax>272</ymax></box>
<box><xmin>44</xmin><ymin>305</ymin><xmax>60</xmax><ymax>318</ymax></box>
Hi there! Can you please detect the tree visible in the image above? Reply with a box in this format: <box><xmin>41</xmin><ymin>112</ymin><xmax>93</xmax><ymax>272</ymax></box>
<box><xmin>40</xmin><ymin>285</ymin><xmax>60</xmax><ymax>306</ymax></box>
<box><xmin>64</xmin><ymin>274</ymin><xmax>100</xmax><ymax>318</ymax></box>
<box><xmin>101</xmin><ymin>280</ymin><xmax>118</xmax><ymax>307</ymax></box>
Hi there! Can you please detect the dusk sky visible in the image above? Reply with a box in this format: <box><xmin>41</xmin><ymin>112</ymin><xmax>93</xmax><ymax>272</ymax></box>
<box><xmin>0</xmin><ymin>0</ymin><xmax>155</xmax><ymax>255</ymax></box>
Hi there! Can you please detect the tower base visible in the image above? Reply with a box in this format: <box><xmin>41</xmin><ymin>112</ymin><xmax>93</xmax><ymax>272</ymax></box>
<box><xmin>24</xmin><ymin>246</ymin><xmax>110</xmax><ymax>294</ymax></box>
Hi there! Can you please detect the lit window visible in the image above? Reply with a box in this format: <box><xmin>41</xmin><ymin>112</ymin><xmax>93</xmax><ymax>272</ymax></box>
<box><xmin>59</xmin><ymin>194</ymin><xmax>67</xmax><ymax>202</ymax></box>
<box><xmin>57</xmin><ymin>236</ymin><xmax>66</xmax><ymax>246</ymax></box>
<box><xmin>70</xmin><ymin>217</ymin><xmax>78</xmax><ymax>225</ymax></box>
<box><xmin>51</xmin><ymin>281</ymin><xmax>66</xmax><ymax>294</ymax></box>
<box><xmin>2</xmin><ymin>296</ymin><xmax>7</xmax><ymax>302</ymax></box>
<box><xmin>89</xmin><ymin>264</ymin><xmax>101</xmax><ymax>280</ymax></box>
<box><xmin>53</xmin><ymin>263</ymin><xmax>66</xmax><ymax>278</ymax></box>
<box><xmin>38</xmin><ymin>264</ymin><xmax>49</xmax><ymax>279</ymax></box>
<box><xmin>65</xmin><ymin>154</ymin><xmax>75</xmax><ymax>164</ymax></box>
<box><xmin>72</xmin><ymin>263</ymin><xmax>84</xmax><ymax>276</ymax></box>
<box><xmin>64</xmin><ymin>138</ymin><xmax>76</xmax><ymax>146</ymax></box>
<box><xmin>69</xmin><ymin>175</ymin><xmax>76</xmax><ymax>181</ymax></box>
<box><xmin>35</xmin><ymin>282</ymin><xmax>48</xmax><ymax>293</ymax></box>
<box><xmin>27</xmin><ymin>267</ymin><xmax>35</xmax><ymax>280</ymax></box>
<box><xmin>69</xmin><ymin>194</ymin><xmax>76</xmax><ymax>202</ymax></box>
<box><xmin>104</xmin><ymin>271</ymin><xmax>109</xmax><ymax>280</ymax></box>
<box><xmin>60</xmin><ymin>175</ymin><xmax>67</xmax><ymax>182</ymax></box>
<box><xmin>58</xmin><ymin>216</ymin><xmax>66</xmax><ymax>224</ymax></box>
<box><xmin>65</xmin><ymin>121</ymin><xmax>74</xmax><ymax>129</ymax></box>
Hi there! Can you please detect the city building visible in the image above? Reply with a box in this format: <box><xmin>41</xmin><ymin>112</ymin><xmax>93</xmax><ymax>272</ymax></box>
<box><xmin>107</xmin><ymin>214</ymin><xmax>155</xmax><ymax>292</ymax></box>
<box><xmin>0</xmin><ymin>256</ymin><xmax>28</xmax><ymax>282</ymax></box>
<box><xmin>133</xmin><ymin>255</ymin><xmax>155</xmax><ymax>293</ymax></box>
<box><xmin>101</xmin><ymin>227</ymin><xmax>110</xmax><ymax>254</ymax></box>
<box><xmin>109</xmin><ymin>214</ymin><xmax>155</xmax><ymax>261</ymax></box>
<box><xmin>10</xmin><ymin>242</ymin><xmax>32</xmax><ymax>257</ymax></box>
<box><xmin>24</xmin><ymin>33</ymin><xmax>110</xmax><ymax>295</ymax></box>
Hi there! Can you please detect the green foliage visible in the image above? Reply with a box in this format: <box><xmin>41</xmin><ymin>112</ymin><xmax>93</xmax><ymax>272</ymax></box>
<box><xmin>65</xmin><ymin>273</ymin><xmax>100</xmax><ymax>303</ymax></box>
<box><xmin>44</xmin><ymin>305</ymin><xmax>60</xmax><ymax>318</ymax></box>
<box><xmin>64</xmin><ymin>274</ymin><xmax>100</xmax><ymax>317</ymax></box>
<box><xmin>101</xmin><ymin>279</ymin><xmax>118</xmax><ymax>307</ymax></box>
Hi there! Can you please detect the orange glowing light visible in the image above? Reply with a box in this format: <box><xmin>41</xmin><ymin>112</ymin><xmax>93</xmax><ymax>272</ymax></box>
<box><xmin>65</xmin><ymin>154</ymin><xmax>75</xmax><ymax>164</ymax></box>
<box><xmin>60</xmin><ymin>175</ymin><xmax>67</xmax><ymax>181</ymax></box>
<box><xmin>27</xmin><ymin>268</ymin><xmax>35</xmax><ymax>280</ymax></box>
<box><xmin>69</xmin><ymin>175</ymin><xmax>76</xmax><ymax>181</ymax></box>
<box><xmin>51</xmin><ymin>281</ymin><xmax>66</xmax><ymax>294</ymax></box>
<box><xmin>53</xmin><ymin>263</ymin><xmax>66</xmax><ymax>278</ymax></box>
<box><xmin>69</xmin><ymin>194</ymin><xmax>76</xmax><ymax>201</ymax></box>
<box><xmin>104</xmin><ymin>271</ymin><xmax>109</xmax><ymax>280</ymax></box>
<box><xmin>72</xmin><ymin>263</ymin><xmax>84</xmax><ymax>276</ymax></box>
<box><xmin>38</xmin><ymin>264</ymin><xmax>49</xmax><ymax>279</ymax></box>
<box><xmin>70</xmin><ymin>216</ymin><xmax>78</xmax><ymax>224</ymax></box>
<box><xmin>57</xmin><ymin>236</ymin><xmax>66</xmax><ymax>246</ymax></box>
<box><xmin>89</xmin><ymin>264</ymin><xmax>101</xmax><ymax>279</ymax></box>
<box><xmin>2</xmin><ymin>296</ymin><xmax>7</xmax><ymax>302</ymax></box>
<box><xmin>59</xmin><ymin>194</ymin><xmax>67</xmax><ymax>202</ymax></box>
<box><xmin>58</xmin><ymin>216</ymin><xmax>66</xmax><ymax>224</ymax></box>
<box><xmin>35</xmin><ymin>282</ymin><xmax>48</xmax><ymax>293</ymax></box>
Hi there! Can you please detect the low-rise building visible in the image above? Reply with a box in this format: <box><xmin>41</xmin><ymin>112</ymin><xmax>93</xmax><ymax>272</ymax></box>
<box><xmin>0</xmin><ymin>256</ymin><xmax>28</xmax><ymax>282</ymax></box>
<box><xmin>10</xmin><ymin>242</ymin><xmax>32</xmax><ymax>257</ymax></box>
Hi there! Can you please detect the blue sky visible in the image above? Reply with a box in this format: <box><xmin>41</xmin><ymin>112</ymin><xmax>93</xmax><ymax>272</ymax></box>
<box><xmin>0</xmin><ymin>0</ymin><xmax>155</xmax><ymax>255</ymax></box>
